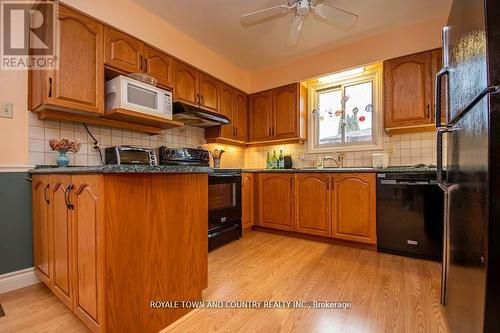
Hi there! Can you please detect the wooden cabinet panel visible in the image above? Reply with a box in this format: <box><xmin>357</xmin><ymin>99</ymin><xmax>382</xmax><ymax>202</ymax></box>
<box><xmin>51</xmin><ymin>175</ymin><xmax>74</xmax><ymax>309</ymax></box>
<box><xmin>242</xmin><ymin>173</ymin><xmax>254</xmax><ymax>230</ymax></box>
<box><xmin>249</xmin><ymin>91</ymin><xmax>272</xmax><ymax>142</ymax></box>
<box><xmin>51</xmin><ymin>6</ymin><xmax>104</xmax><ymax>114</ymax></box>
<box><xmin>384</xmin><ymin>51</ymin><xmax>433</xmax><ymax>128</ymax></box>
<box><xmin>173</xmin><ymin>60</ymin><xmax>199</xmax><ymax>106</ymax></box>
<box><xmin>295</xmin><ymin>174</ymin><xmax>331</xmax><ymax>237</ymax></box>
<box><xmin>104</xmin><ymin>27</ymin><xmax>143</xmax><ymax>73</ymax></box>
<box><xmin>234</xmin><ymin>90</ymin><xmax>248</xmax><ymax>141</ymax></box>
<box><xmin>273</xmin><ymin>84</ymin><xmax>297</xmax><ymax>139</ymax></box>
<box><xmin>72</xmin><ymin>175</ymin><xmax>105</xmax><ymax>332</ymax></box>
<box><xmin>32</xmin><ymin>175</ymin><xmax>52</xmax><ymax>287</ymax></box>
<box><xmin>219</xmin><ymin>83</ymin><xmax>235</xmax><ymax>138</ymax></box>
<box><xmin>199</xmin><ymin>73</ymin><xmax>219</xmax><ymax>112</ymax></box>
<box><xmin>332</xmin><ymin>173</ymin><xmax>376</xmax><ymax>244</ymax></box>
<box><xmin>144</xmin><ymin>46</ymin><xmax>173</xmax><ymax>89</ymax></box>
<box><xmin>258</xmin><ymin>174</ymin><xmax>294</xmax><ymax>231</ymax></box>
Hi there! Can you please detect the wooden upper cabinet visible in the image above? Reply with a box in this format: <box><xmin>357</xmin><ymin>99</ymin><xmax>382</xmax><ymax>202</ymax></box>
<box><xmin>295</xmin><ymin>174</ymin><xmax>331</xmax><ymax>237</ymax></box>
<box><xmin>32</xmin><ymin>5</ymin><xmax>104</xmax><ymax>115</ymax></box>
<box><xmin>234</xmin><ymin>90</ymin><xmax>248</xmax><ymax>142</ymax></box>
<box><xmin>199</xmin><ymin>73</ymin><xmax>219</xmax><ymax>112</ymax></box>
<box><xmin>71</xmin><ymin>175</ymin><xmax>105</xmax><ymax>332</ymax></box>
<box><xmin>331</xmin><ymin>173</ymin><xmax>376</xmax><ymax>244</ymax></box>
<box><xmin>173</xmin><ymin>60</ymin><xmax>200</xmax><ymax>106</ymax></box>
<box><xmin>258</xmin><ymin>174</ymin><xmax>294</xmax><ymax>231</ymax></box>
<box><xmin>32</xmin><ymin>175</ymin><xmax>52</xmax><ymax>288</ymax></box>
<box><xmin>249</xmin><ymin>83</ymin><xmax>306</xmax><ymax>144</ymax></box>
<box><xmin>219</xmin><ymin>83</ymin><xmax>235</xmax><ymax>138</ymax></box>
<box><xmin>384</xmin><ymin>51</ymin><xmax>433</xmax><ymax>128</ymax></box>
<box><xmin>51</xmin><ymin>175</ymin><xmax>74</xmax><ymax>309</ymax></box>
<box><xmin>242</xmin><ymin>173</ymin><xmax>254</xmax><ymax>230</ymax></box>
<box><xmin>249</xmin><ymin>90</ymin><xmax>273</xmax><ymax>142</ymax></box>
<box><xmin>104</xmin><ymin>27</ymin><xmax>143</xmax><ymax>73</ymax></box>
<box><xmin>144</xmin><ymin>45</ymin><xmax>173</xmax><ymax>89</ymax></box>
<box><xmin>273</xmin><ymin>84</ymin><xmax>298</xmax><ymax>139</ymax></box>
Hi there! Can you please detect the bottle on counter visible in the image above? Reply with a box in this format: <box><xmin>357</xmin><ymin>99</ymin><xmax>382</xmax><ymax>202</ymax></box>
<box><xmin>266</xmin><ymin>151</ymin><xmax>271</xmax><ymax>169</ymax></box>
<box><xmin>278</xmin><ymin>149</ymin><xmax>284</xmax><ymax>169</ymax></box>
<box><xmin>272</xmin><ymin>150</ymin><xmax>278</xmax><ymax>169</ymax></box>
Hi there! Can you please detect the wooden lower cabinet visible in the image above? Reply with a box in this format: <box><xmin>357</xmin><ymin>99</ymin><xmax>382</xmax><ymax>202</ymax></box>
<box><xmin>331</xmin><ymin>173</ymin><xmax>377</xmax><ymax>244</ymax></box>
<box><xmin>258</xmin><ymin>174</ymin><xmax>294</xmax><ymax>231</ymax></box>
<box><xmin>242</xmin><ymin>173</ymin><xmax>254</xmax><ymax>230</ymax></box>
<box><xmin>32</xmin><ymin>175</ymin><xmax>52</xmax><ymax>287</ymax></box>
<box><xmin>32</xmin><ymin>173</ymin><xmax>208</xmax><ymax>333</ymax></box>
<box><xmin>294</xmin><ymin>174</ymin><xmax>331</xmax><ymax>237</ymax></box>
<box><xmin>256</xmin><ymin>173</ymin><xmax>376</xmax><ymax>244</ymax></box>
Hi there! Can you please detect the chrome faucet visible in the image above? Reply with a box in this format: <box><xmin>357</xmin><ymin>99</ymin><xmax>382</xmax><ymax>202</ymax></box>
<box><xmin>323</xmin><ymin>153</ymin><xmax>345</xmax><ymax>168</ymax></box>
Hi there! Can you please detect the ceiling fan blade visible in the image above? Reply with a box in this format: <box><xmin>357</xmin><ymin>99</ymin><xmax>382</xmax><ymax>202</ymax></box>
<box><xmin>286</xmin><ymin>15</ymin><xmax>305</xmax><ymax>47</ymax></box>
<box><xmin>241</xmin><ymin>4</ymin><xmax>294</xmax><ymax>25</ymax></box>
<box><xmin>313</xmin><ymin>4</ymin><xmax>358</xmax><ymax>30</ymax></box>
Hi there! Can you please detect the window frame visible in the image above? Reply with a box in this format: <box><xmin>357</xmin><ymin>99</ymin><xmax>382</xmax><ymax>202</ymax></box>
<box><xmin>307</xmin><ymin>64</ymin><xmax>383</xmax><ymax>153</ymax></box>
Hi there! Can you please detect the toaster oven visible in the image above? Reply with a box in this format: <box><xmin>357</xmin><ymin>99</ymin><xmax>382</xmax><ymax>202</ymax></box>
<box><xmin>104</xmin><ymin>146</ymin><xmax>157</xmax><ymax>165</ymax></box>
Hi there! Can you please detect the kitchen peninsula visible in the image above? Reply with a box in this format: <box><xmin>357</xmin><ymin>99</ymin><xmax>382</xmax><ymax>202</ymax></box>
<box><xmin>29</xmin><ymin>166</ymin><xmax>211</xmax><ymax>333</ymax></box>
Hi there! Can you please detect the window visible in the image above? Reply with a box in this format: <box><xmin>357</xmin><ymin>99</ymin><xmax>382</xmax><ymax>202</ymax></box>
<box><xmin>308</xmin><ymin>65</ymin><xmax>383</xmax><ymax>153</ymax></box>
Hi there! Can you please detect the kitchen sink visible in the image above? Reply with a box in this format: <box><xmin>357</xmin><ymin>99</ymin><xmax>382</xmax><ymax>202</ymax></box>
<box><xmin>297</xmin><ymin>167</ymin><xmax>374</xmax><ymax>171</ymax></box>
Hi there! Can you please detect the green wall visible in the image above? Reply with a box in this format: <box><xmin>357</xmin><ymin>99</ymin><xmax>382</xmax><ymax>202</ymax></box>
<box><xmin>0</xmin><ymin>172</ymin><xmax>32</xmax><ymax>275</ymax></box>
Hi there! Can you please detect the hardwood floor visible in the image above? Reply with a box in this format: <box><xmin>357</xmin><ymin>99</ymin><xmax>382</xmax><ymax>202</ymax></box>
<box><xmin>0</xmin><ymin>231</ymin><xmax>448</xmax><ymax>333</ymax></box>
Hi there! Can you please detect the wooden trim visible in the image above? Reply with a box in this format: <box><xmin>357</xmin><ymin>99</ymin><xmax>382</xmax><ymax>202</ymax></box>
<box><xmin>0</xmin><ymin>268</ymin><xmax>40</xmax><ymax>295</ymax></box>
<box><xmin>102</xmin><ymin>108</ymin><xmax>184</xmax><ymax>129</ymax></box>
<box><xmin>37</xmin><ymin>110</ymin><xmax>164</xmax><ymax>135</ymax></box>
<box><xmin>246</xmin><ymin>138</ymin><xmax>305</xmax><ymax>147</ymax></box>
<box><xmin>205</xmin><ymin>138</ymin><xmax>247</xmax><ymax>147</ymax></box>
<box><xmin>385</xmin><ymin>124</ymin><xmax>436</xmax><ymax>136</ymax></box>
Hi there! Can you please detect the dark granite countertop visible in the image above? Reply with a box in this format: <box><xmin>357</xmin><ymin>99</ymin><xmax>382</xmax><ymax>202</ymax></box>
<box><xmin>235</xmin><ymin>166</ymin><xmax>437</xmax><ymax>174</ymax></box>
<box><xmin>29</xmin><ymin>164</ymin><xmax>213</xmax><ymax>174</ymax></box>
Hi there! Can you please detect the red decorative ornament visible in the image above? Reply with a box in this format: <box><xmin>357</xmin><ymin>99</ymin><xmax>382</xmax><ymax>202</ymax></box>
<box><xmin>359</xmin><ymin>116</ymin><xmax>366</xmax><ymax>122</ymax></box>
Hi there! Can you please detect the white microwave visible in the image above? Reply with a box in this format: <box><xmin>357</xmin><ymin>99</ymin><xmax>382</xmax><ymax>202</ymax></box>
<box><xmin>105</xmin><ymin>75</ymin><xmax>172</xmax><ymax>119</ymax></box>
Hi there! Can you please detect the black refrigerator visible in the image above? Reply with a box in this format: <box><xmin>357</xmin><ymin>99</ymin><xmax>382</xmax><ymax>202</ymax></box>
<box><xmin>436</xmin><ymin>0</ymin><xmax>500</xmax><ymax>332</ymax></box>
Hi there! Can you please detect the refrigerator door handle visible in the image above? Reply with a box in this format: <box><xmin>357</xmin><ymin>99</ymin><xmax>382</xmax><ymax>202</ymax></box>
<box><xmin>435</xmin><ymin>66</ymin><xmax>450</xmax><ymax>128</ymax></box>
<box><xmin>436</xmin><ymin>126</ymin><xmax>460</xmax><ymax>183</ymax></box>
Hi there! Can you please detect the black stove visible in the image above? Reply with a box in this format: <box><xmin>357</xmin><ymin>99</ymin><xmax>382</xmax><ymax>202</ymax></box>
<box><xmin>159</xmin><ymin>147</ymin><xmax>242</xmax><ymax>251</ymax></box>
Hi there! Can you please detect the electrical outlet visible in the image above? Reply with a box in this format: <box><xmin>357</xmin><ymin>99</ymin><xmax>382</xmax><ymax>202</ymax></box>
<box><xmin>0</xmin><ymin>102</ymin><xmax>13</xmax><ymax>119</ymax></box>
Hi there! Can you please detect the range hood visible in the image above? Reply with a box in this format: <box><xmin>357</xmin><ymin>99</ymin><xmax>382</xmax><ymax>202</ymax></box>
<box><xmin>172</xmin><ymin>102</ymin><xmax>230</xmax><ymax>128</ymax></box>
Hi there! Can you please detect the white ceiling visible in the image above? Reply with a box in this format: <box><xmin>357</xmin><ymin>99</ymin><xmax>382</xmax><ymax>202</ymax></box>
<box><xmin>131</xmin><ymin>0</ymin><xmax>451</xmax><ymax>72</ymax></box>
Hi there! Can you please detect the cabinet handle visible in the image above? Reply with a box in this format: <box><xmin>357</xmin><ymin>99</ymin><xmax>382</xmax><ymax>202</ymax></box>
<box><xmin>268</xmin><ymin>128</ymin><xmax>271</xmax><ymax>136</ymax></box>
<box><xmin>200</xmin><ymin>95</ymin><xmax>205</xmax><ymax>106</ymax></box>
<box><xmin>235</xmin><ymin>127</ymin><xmax>238</xmax><ymax>137</ymax></box>
<box><xmin>139</xmin><ymin>55</ymin><xmax>143</xmax><ymax>70</ymax></box>
<box><xmin>144</xmin><ymin>58</ymin><xmax>148</xmax><ymax>72</ymax></box>
<box><xmin>44</xmin><ymin>184</ymin><xmax>50</xmax><ymax>204</ymax></box>
<box><xmin>272</xmin><ymin>127</ymin><xmax>275</xmax><ymax>136</ymax></box>
<box><xmin>48</xmin><ymin>78</ymin><xmax>52</xmax><ymax>98</ymax></box>
<box><xmin>426</xmin><ymin>105</ymin><xmax>430</xmax><ymax>118</ymax></box>
<box><xmin>64</xmin><ymin>184</ymin><xmax>74</xmax><ymax>210</ymax></box>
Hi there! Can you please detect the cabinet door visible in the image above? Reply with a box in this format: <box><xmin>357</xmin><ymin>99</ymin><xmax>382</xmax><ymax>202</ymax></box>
<box><xmin>50</xmin><ymin>6</ymin><xmax>104</xmax><ymax>114</ymax></box>
<box><xmin>199</xmin><ymin>73</ymin><xmax>219</xmax><ymax>112</ymax></box>
<box><xmin>384</xmin><ymin>51</ymin><xmax>433</xmax><ymax>128</ymax></box>
<box><xmin>173</xmin><ymin>60</ymin><xmax>199</xmax><ymax>106</ymax></box>
<box><xmin>72</xmin><ymin>175</ymin><xmax>105</xmax><ymax>332</ymax></box>
<box><xmin>242</xmin><ymin>173</ymin><xmax>254</xmax><ymax>230</ymax></box>
<box><xmin>32</xmin><ymin>175</ymin><xmax>52</xmax><ymax>287</ymax></box>
<box><xmin>295</xmin><ymin>174</ymin><xmax>331</xmax><ymax>237</ymax></box>
<box><xmin>258</xmin><ymin>174</ymin><xmax>294</xmax><ymax>231</ymax></box>
<box><xmin>104</xmin><ymin>26</ymin><xmax>143</xmax><ymax>73</ymax></box>
<box><xmin>144</xmin><ymin>45</ymin><xmax>173</xmax><ymax>89</ymax></box>
<box><xmin>273</xmin><ymin>84</ymin><xmax>297</xmax><ymax>139</ymax></box>
<box><xmin>219</xmin><ymin>83</ymin><xmax>235</xmax><ymax>138</ymax></box>
<box><xmin>51</xmin><ymin>175</ymin><xmax>74</xmax><ymax>309</ymax></box>
<box><xmin>332</xmin><ymin>173</ymin><xmax>376</xmax><ymax>244</ymax></box>
<box><xmin>249</xmin><ymin>91</ymin><xmax>272</xmax><ymax>142</ymax></box>
<box><xmin>234</xmin><ymin>90</ymin><xmax>248</xmax><ymax>142</ymax></box>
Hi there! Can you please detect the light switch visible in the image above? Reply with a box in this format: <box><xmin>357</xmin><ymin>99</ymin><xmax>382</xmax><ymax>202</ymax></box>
<box><xmin>0</xmin><ymin>102</ymin><xmax>13</xmax><ymax>119</ymax></box>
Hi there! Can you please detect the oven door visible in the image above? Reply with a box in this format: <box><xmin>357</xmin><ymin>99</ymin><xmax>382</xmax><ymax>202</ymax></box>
<box><xmin>208</xmin><ymin>174</ymin><xmax>241</xmax><ymax>228</ymax></box>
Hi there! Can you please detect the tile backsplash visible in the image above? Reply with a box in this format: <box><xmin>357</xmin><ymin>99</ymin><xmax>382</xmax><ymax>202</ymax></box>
<box><xmin>28</xmin><ymin>112</ymin><xmax>443</xmax><ymax>169</ymax></box>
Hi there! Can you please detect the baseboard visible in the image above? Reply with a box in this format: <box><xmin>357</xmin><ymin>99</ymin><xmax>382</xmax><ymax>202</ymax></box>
<box><xmin>0</xmin><ymin>268</ymin><xmax>40</xmax><ymax>294</ymax></box>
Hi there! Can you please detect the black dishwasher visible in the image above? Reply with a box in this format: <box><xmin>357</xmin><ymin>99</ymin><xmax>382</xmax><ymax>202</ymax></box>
<box><xmin>376</xmin><ymin>172</ymin><xmax>443</xmax><ymax>261</ymax></box>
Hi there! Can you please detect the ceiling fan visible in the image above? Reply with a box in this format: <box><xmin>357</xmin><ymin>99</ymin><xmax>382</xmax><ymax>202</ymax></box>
<box><xmin>241</xmin><ymin>0</ymin><xmax>359</xmax><ymax>47</ymax></box>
